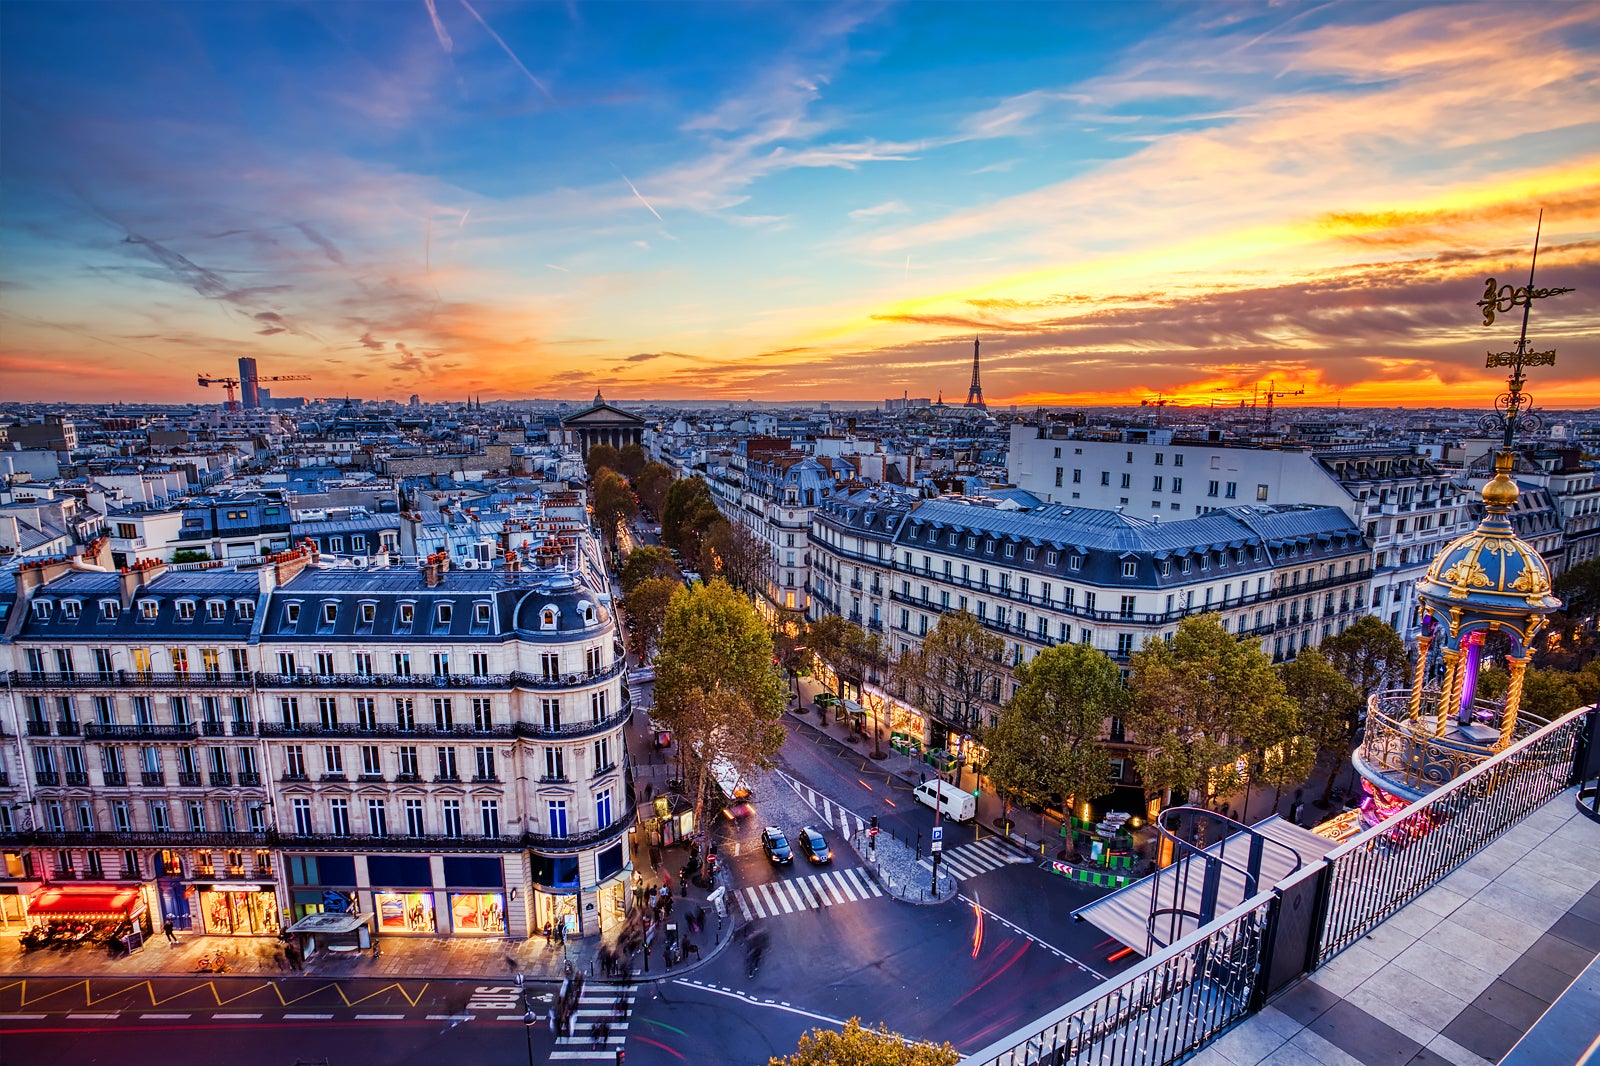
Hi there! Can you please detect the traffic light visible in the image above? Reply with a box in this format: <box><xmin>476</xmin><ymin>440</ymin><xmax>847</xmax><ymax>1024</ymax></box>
<box><xmin>870</xmin><ymin>815</ymin><xmax>878</xmax><ymax>830</ymax></box>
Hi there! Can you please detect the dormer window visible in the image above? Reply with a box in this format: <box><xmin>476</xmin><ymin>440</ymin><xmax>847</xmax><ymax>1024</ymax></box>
<box><xmin>540</xmin><ymin>605</ymin><xmax>558</xmax><ymax>631</ymax></box>
<box><xmin>1024</xmin><ymin>547</ymin><xmax>1036</xmax><ymax>562</ymax></box>
<box><xmin>61</xmin><ymin>600</ymin><xmax>80</xmax><ymax>621</ymax></box>
<box><xmin>579</xmin><ymin>601</ymin><xmax>597</xmax><ymax>625</ymax></box>
<box><xmin>1122</xmin><ymin>560</ymin><xmax>1138</xmax><ymax>578</ymax></box>
<box><xmin>359</xmin><ymin>602</ymin><xmax>376</xmax><ymax>625</ymax></box>
<box><xmin>206</xmin><ymin>600</ymin><xmax>226</xmax><ymax>621</ymax></box>
<box><xmin>1069</xmin><ymin>556</ymin><xmax>1083</xmax><ymax>572</ymax></box>
<box><xmin>139</xmin><ymin>600</ymin><xmax>159</xmax><ymax>621</ymax></box>
<box><xmin>32</xmin><ymin>600</ymin><xmax>51</xmax><ymax>621</ymax></box>
<box><xmin>100</xmin><ymin>600</ymin><xmax>119</xmax><ymax>621</ymax></box>
<box><xmin>321</xmin><ymin>602</ymin><xmax>338</xmax><ymax>626</ymax></box>
<box><xmin>283</xmin><ymin>603</ymin><xmax>301</xmax><ymax>628</ymax></box>
<box><xmin>176</xmin><ymin>600</ymin><xmax>196</xmax><ymax>621</ymax></box>
<box><xmin>1004</xmin><ymin>544</ymin><xmax>1015</xmax><ymax>558</ymax></box>
<box><xmin>436</xmin><ymin>603</ymin><xmax>453</xmax><ymax>627</ymax></box>
<box><xmin>474</xmin><ymin>603</ymin><xmax>491</xmax><ymax>626</ymax></box>
<box><xmin>397</xmin><ymin>602</ymin><xmax>415</xmax><ymax>628</ymax></box>
<box><xmin>236</xmin><ymin>600</ymin><xmax>255</xmax><ymax>621</ymax></box>
<box><xmin>1046</xmin><ymin>551</ymin><xmax>1058</xmax><ymax>566</ymax></box>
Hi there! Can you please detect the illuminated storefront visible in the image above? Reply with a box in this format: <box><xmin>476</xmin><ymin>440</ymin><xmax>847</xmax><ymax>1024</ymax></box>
<box><xmin>375</xmin><ymin>890</ymin><xmax>436</xmax><ymax>933</ymax></box>
<box><xmin>197</xmin><ymin>886</ymin><xmax>280</xmax><ymax>936</ymax></box>
<box><xmin>449</xmin><ymin>892</ymin><xmax>506</xmax><ymax>935</ymax></box>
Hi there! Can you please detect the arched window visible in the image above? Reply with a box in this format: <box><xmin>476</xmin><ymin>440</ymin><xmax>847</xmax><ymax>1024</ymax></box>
<box><xmin>540</xmin><ymin>606</ymin><xmax>558</xmax><ymax>631</ymax></box>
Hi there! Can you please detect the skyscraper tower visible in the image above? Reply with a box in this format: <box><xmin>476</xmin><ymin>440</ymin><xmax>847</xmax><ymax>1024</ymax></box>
<box><xmin>238</xmin><ymin>356</ymin><xmax>260</xmax><ymax>410</ymax></box>
<box><xmin>965</xmin><ymin>335</ymin><xmax>986</xmax><ymax>408</ymax></box>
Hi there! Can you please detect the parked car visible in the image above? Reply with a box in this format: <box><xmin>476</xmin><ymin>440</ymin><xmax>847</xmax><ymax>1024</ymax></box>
<box><xmin>797</xmin><ymin>826</ymin><xmax>831</xmax><ymax>865</ymax></box>
<box><xmin>760</xmin><ymin>826</ymin><xmax>793</xmax><ymax>865</ymax></box>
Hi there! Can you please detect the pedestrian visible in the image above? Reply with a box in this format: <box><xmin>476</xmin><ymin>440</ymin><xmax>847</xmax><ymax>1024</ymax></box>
<box><xmin>547</xmin><ymin>1007</ymin><xmax>556</xmax><ymax>1033</ymax></box>
<box><xmin>287</xmin><ymin>943</ymin><xmax>303</xmax><ymax>971</ymax></box>
<box><xmin>543</xmin><ymin>921</ymin><xmax>553</xmax><ymax>944</ymax></box>
<box><xmin>163</xmin><ymin>920</ymin><xmax>176</xmax><ymax>945</ymax></box>
<box><xmin>593</xmin><ymin>1020</ymin><xmax>610</xmax><ymax>1049</ymax></box>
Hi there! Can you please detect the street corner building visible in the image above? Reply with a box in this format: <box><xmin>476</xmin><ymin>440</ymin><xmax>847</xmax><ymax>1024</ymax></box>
<box><xmin>0</xmin><ymin>518</ymin><xmax>638</xmax><ymax>944</ymax></box>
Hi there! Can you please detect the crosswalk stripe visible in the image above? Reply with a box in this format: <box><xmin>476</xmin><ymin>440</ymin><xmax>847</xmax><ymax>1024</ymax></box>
<box><xmin>799</xmin><ymin>878</ymin><xmax>827</xmax><ymax>908</ymax></box>
<box><xmin>737</xmin><ymin>886</ymin><xmax>755</xmax><ymax>920</ymax></box>
<box><xmin>829</xmin><ymin>869</ymin><xmax>859</xmax><ymax>901</ymax></box>
<box><xmin>845</xmin><ymin>867</ymin><xmax>876</xmax><ymax>897</ymax></box>
<box><xmin>823</xmin><ymin>870</ymin><xmax>852</xmax><ymax>904</ymax></box>
<box><xmin>762</xmin><ymin>881</ymin><xmax>791</xmax><ymax>914</ymax></box>
<box><xmin>748</xmin><ymin>885</ymin><xmax>768</xmax><ymax>918</ymax></box>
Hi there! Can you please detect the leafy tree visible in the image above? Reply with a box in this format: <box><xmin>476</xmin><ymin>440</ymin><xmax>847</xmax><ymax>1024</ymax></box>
<box><xmin>806</xmin><ymin>614</ymin><xmax>853</xmax><ymax>697</ymax></box>
<box><xmin>890</xmin><ymin>611</ymin><xmax>1006</xmax><ymax>738</ymax></box>
<box><xmin>635</xmin><ymin>461</ymin><xmax>675</xmax><ymax>517</ymax></box>
<box><xmin>618</xmin><ymin>546</ymin><xmax>680</xmax><ymax>596</ymax></box>
<box><xmin>591</xmin><ymin>468</ymin><xmax>638</xmax><ymax>546</ymax></box>
<box><xmin>1475</xmin><ymin>664</ymin><xmax>1583</xmax><ymax>722</ymax></box>
<box><xmin>986</xmin><ymin>643</ymin><xmax>1125</xmax><ymax>833</ymax></box>
<box><xmin>702</xmin><ymin>517</ymin><xmax>769</xmax><ymax>594</ymax></box>
<box><xmin>1127</xmin><ymin>614</ymin><xmax>1291</xmax><ymax>808</ymax></box>
<box><xmin>662</xmin><ymin>477</ymin><xmax>718</xmax><ymax>555</ymax></box>
<box><xmin>1280</xmin><ymin>647</ymin><xmax>1364</xmax><ymax>805</ymax></box>
<box><xmin>1319</xmin><ymin>616</ymin><xmax>1408</xmax><ymax>697</ymax></box>
<box><xmin>768</xmin><ymin>1019</ymin><xmax>959</xmax><ymax>1066</ymax></box>
<box><xmin>653</xmin><ymin>579</ymin><xmax>788</xmax><ymax>836</ymax></box>
<box><xmin>585</xmin><ymin>443</ymin><xmax>622</xmax><ymax>480</ymax></box>
<box><xmin>617</xmin><ymin>442</ymin><xmax>647</xmax><ymax>481</ymax></box>
<box><xmin>623</xmin><ymin>576</ymin><xmax>678</xmax><ymax>661</ymax></box>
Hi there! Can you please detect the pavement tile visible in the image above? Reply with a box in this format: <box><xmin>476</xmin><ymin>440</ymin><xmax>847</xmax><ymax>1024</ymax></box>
<box><xmin>1389</xmin><ymin>940</ymin><xmax>1497</xmax><ymax>1003</ymax></box>
<box><xmin>1384</xmin><ymin>901</ymin><xmax>1449</xmax><ymax>941</ymax></box>
<box><xmin>1356</xmin><ymin>920</ymin><xmax>1418</xmax><ymax>962</ymax></box>
<box><xmin>1440</xmin><ymin>1004</ymin><xmax>1523</xmax><ymax>1063</ymax></box>
<box><xmin>1497</xmin><ymin>952</ymin><xmax>1581</xmax><ymax>1003</ymax></box>
<box><xmin>1412</xmin><ymin>885</ymin><xmax>1471</xmax><ymax>919</ymax></box>
<box><xmin>1423</xmin><ymin>1034</ymin><xmax>1496</xmax><ymax>1066</ymax></box>
<box><xmin>1251</xmin><ymin>1005</ymin><xmax>1308</xmax><ymax>1042</ymax></box>
<box><xmin>1422</xmin><ymin>919</ymin><xmax>1517</xmax><ymax>975</ymax></box>
<box><xmin>1275</xmin><ymin>979</ymin><xmax>1343</xmax><ymax>1026</ymax></box>
<box><xmin>1307</xmin><ymin>999</ymin><xmax>1423</xmax><ymax>1066</ymax></box>
<box><xmin>1405</xmin><ymin>1048</ymin><xmax>1463</xmax><ymax>1066</ymax></box>
<box><xmin>1290</xmin><ymin>1024</ymin><xmax>1383</xmax><ymax>1066</ymax></box>
<box><xmin>1546</xmin><ymin>912</ymin><xmax>1600</xmax><ymax>953</ymax></box>
<box><xmin>1491</xmin><ymin>864</ymin><xmax>1590</xmax><ymax>909</ymax></box>
<box><xmin>1344</xmin><ymin>961</ymin><xmax>1465</xmax><ymax>1037</ymax></box>
<box><xmin>1469</xmin><ymin>883</ymin><xmax>1570</xmax><ymax>930</ymax></box>
<box><xmin>1469</xmin><ymin>977</ymin><xmax>1552</xmax><ymax>1031</ymax></box>
<box><xmin>1442</xmin><ymin>901</ymin><xmax>1542</xmax><ymax>953</ymax></box>
<box><xmin>1309</xmin><ymin>942</ymin><xmax>1386</xmax><ymax>998</ymax></box>
<box><xmin>1209</xmin><ymin>1017</ymin><xmax>1291</xmax><ymax>1066</ymax></box>
<box><xmin>1522</xmin><ymin>931</ymin><xmax>1599</xmax><ymax>978</ymax></box>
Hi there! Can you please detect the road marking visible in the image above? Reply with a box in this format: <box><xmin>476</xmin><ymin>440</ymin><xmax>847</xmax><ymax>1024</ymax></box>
<box><xmin>428</xmin><ymin>1013</ymin><xmax>474</xmax><ymax>1021</ymax></box>
<box><xmin>141</xmin><ymin>1013</ymin><xmax>193</xmax><ymax>1019</ymax></box>
<box><xmin>357</xmin><ymin>1013</ymin><xmax>407</xmax><ymax>1019</ymax></box>
<box><xmin>919</xmin><ymin>837</ymin><xmax>1030</xmax><ymax>881</ymax></box>
<box><xmin>212</xmin><ymin>1013</ymin><xmax>262</xmax><ymax>1019</ymax></box>
<box><xmin>68</xmin><ymin>1013</ymin><xmax>120</xmax><ymax>1020</ymax></box>
<box><xmin>4</xmin><ymin>1014</ymin><xmax>47</xmax><ymax>1020</ymax></box>
<box><xmin>284</xmin><ymin>1013</ymin><xmax>335</xmax><ymax>1019</ymax></box>
<box><xmin>673</xmin><ymin>979</ymin><xmax>847</xmax><ymax>1025</ymax></box>
<box><xmin>958</xmin><ymin>893</ymin><xmax>1106</xmax><ymax>979</ymax></box>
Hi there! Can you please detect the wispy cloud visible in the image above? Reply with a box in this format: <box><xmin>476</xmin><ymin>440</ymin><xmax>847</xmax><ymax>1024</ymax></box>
<box><xmin>849</xmin><ymin>200</ymin><xmax>911</xmax><ymax>221</ymax></box>
<box><xmin>455</xmin><ymin>0</ymin><xmax>553</xmax><ymax>99</ymax></box>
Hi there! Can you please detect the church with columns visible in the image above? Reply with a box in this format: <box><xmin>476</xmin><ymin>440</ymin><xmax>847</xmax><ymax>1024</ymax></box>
<box><xmin>560</xmin><ymin>391</ymin><xmax>646</xmax><ymax>457</ymax></box>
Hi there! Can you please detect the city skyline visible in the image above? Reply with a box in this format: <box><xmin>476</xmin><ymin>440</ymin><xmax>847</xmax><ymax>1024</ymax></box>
<box><xmin>2</xmin><ymin>1</ymin><xmax>1599</xmax><ymax>407</ymax></box>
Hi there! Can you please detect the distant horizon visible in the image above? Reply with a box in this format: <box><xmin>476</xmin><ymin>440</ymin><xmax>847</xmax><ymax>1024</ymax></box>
<box><xmin>2</xmin><ymin>3</ymin><xmax>1597</xmax><ymax>408</ymax></box>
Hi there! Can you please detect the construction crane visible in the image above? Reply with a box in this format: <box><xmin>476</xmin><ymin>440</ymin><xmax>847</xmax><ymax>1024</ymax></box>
<box><xmin>1211</xmin><ymin>379</ymin><xmax>1305</xmax><ymax>433</ymax></box>
<box><xmin>198</xmin><ymin>372</ymin><xmax>312</xmax><ymax>412</ymax></box>
<box><xmin>1140</xmin><ymin>393</ymin><xmax>1175</xmax><ymax>426</ymax></box>
<box><xmin>1259</xmin><ymin>379</ymin><xmax>1305</xmax><ymax>434</ymax></box>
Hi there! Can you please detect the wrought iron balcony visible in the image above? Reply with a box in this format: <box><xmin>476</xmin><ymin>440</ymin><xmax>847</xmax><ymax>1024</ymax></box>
<box><xmin>256</xmin><ymin>702</ymin><xmax>633</xmax><ymax>742</ymax></box>
<box><xmin>85</xmin><ymin>723</ymin><xmax>199</xmax><ymax>740</ymax></box>
<box><xmin>254</xmin><ymin>661</ymin><xmax>627</xmax><ymax>693</ymax></box>
<box><xmin>210</xmin><ymin>772</ymin><xmax>233</xmax><ymax>787</ymax></box>
<box><xmin>237</xmin><ymin>772</ymin><xmax>263</xmax><ymax>787</ymax></box>
<box><xmin>102</xmin><ymin>771</ymin><xmax>127</xmax><ymax>787</ymax></box>
<box><xmin>177</xmin><ymin>772</ymin><xmax>203</xmax><ymax>788</ymax></box>
<box><xmin>140</xmin><ymin>771</ymin><xmax>165</xmax><ymax>786</ymax></box>
<box><xmin>35</xmin><ymin>771</ymin><xmax>60</xmax><ymax>786</ymax></box>
<box><xmin>26</xmin><ymin>720</ymin><xmax>51</xmax><ymax>737</ymax></box>
<box><xmin>56</xmin><ymin>720</ymin><xmax>81</xmax><ymax>736</ymax></box>
<box><xmin>64</xmin><ymin>771</ymin><xmax>90</xmax><ymax>787</ymax></box>
<box><xmin>8</xmin><ymin>670</ymin><xmax>252</xmax><ymax>689</ymax></box>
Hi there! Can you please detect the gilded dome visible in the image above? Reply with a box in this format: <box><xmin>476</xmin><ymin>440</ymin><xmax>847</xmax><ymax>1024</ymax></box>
<box><xmin>1415</xmin><ymin>450</ymin><xmax>1559</xmax><ymax>634</ymax></box>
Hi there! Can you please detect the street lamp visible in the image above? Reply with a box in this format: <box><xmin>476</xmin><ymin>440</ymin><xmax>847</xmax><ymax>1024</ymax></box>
<box><xmin>522</xmin><ymin>1007</ymin><xmax>536</xmax><ymax>1066</ymax></box>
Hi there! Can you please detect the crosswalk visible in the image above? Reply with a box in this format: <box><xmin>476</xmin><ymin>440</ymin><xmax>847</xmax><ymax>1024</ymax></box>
<box><xmin>735</xmin><ymin>867</ymin><xmax>883</xmax><ymax>920</ymax></box>
<box><xmin>550</xmin><ymin>986</ymin><xmax>634</xmax><ymax>1061</ymax></box>
<box><xmin>916</xmin><ymin>836</ymin><xmax>1030</xmax><ymax>882</ymax></box>
<box><xmin>780</xmin><ymin>773</ymin><xmax>872</xmax><ymax>839</ymax></box>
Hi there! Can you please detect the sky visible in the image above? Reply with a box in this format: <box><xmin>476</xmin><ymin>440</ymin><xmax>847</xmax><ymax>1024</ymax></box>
<box><xmin>2</xmin><ymin>1</ymin><xmax>1598</xmax><ymax>410</ymax></box>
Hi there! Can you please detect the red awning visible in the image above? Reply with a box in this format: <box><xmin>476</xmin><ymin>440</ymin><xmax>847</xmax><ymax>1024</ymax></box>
<box><xmin>28</xmin><ymin>886</ymin><xmax>145</xmax><ymax>917</ymax></box>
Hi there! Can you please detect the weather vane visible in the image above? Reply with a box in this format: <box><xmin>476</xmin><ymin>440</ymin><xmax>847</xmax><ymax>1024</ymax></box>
<box><xmin>1477</xmin><ymin>210</ymin><xmax>1573</xmax><ymax>446</ymax></box>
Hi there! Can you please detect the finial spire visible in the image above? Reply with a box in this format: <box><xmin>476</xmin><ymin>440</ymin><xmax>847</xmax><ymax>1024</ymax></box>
<box><xmin>1477</xmin><ymin>211</ymin><xmax>1573</xmax><ymax>448</ymax></box>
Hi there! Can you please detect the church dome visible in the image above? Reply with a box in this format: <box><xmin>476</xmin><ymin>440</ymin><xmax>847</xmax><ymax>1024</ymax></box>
<box><xmin>1415</xmin><ymin>451</ymin><xmax>1559</xmax><ymax>642</ymax></box>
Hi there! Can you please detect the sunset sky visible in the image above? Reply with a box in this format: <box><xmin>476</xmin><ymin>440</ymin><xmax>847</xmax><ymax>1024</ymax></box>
<box><xmin>2</xmin><ymin>1</ymin><xmax>1597</xmax><ymax>408</ymax></box>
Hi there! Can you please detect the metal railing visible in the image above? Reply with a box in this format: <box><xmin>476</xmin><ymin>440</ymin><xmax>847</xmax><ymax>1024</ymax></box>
<box><xmin>1356</xmin><ymin>689</ymin><xmax>1549</xmax><ymax>792</ymax></box>
<box><xmin>255</xmin><ymin>660</ymin><xmax>626</xmax><ymax>691</ymax></box>
<box><xmin>960</xmin><ymin>702</ymin><xmax>1596</xmax><ymax>1066</ymax></box>
<box><xmin>8</xmin><ymin>670</ymin><xmax>252</xmax><ymax>689</ymax></box>
<box><xmin>964</xmin><ymin>893</ymin><xmax>1276</xmax><ymax>1066</ymax></box>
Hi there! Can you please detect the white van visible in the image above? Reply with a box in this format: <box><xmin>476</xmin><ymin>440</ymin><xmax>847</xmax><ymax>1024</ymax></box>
<box><xmin>913</xmin><ymin>779</ymin><xmax>976</xmax><ymax>823</ymax></box>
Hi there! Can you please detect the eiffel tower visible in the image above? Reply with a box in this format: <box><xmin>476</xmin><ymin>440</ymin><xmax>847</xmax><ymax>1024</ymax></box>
<box><xmin>965</xmin><ymin>335</ymin><xmax>986</xmax><ymax>408</ymax></box>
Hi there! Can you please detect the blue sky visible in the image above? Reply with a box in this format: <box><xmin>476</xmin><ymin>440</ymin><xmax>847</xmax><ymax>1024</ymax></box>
<box><xmin>3</xmin><ymin>1</ymin><xmax>1598</xmax><ymax>405</ymax></box>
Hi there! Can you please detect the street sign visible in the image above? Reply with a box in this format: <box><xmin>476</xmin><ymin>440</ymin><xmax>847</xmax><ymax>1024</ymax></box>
<box><xmin>869</xmin><ymin>826</ymin><xmax>879</xmax><ymax>837</ymax></box>
<box><xmin>931</xmin><ymin>840</ymin><xmax>943</xmax><ymax>852</ymax></box>
<box><xmin>931</xmin><ymin>826</ymin><xmax>944</xmax><ymax>842</ymax></box>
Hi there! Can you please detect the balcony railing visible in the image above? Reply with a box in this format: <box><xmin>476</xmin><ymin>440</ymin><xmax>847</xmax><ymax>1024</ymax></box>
<box><xmin>85</xmin><ymin>723</ymin><xmax>199</xmax><ymax>740</ymax></box>
<box><xmin>103</xmin><ymin>771</ymin><xmax>127</xmax><ymax>787</ymax></box>
<box><xmin>56</xmin><ymin>720</ymin><xmax>81</xmax><ymax>736</ymax></box>
<box><xmin>140</xmin><ymin>771</ymin><xmax>165</xmax><ymax>786</ymax></box>
<box><xmin>237</xmin><ymin>772</ymin><xmax>262</xmax><ymax>787</ymax></box>
<box><xmin>1354</xmin><ymin>688</ymin><xmax>1548</xmax><ymax>796</ymax></box>
<box><xmin>35</xmin><ymin>771</ymin><xmax>60</xmax><ymax>786</ymax></box>
<box><xmin>255</xmin><ymin>661</ymin><xmax>627</xmax><ymax>692</ymax></box>
<box><xmin>8</xmin><ymin>670</ymin><xmax>252</xmax><ymax>689</ymax></box>
<box><xmin>257</xmin><ymin>701</ymin><xmax>632</xmax><ymax>742</ymax></box>
<box><xmin>64</xmin><ymin>771</ymin><xmax>90</xmax><ymax>787</ymax></box>
<box><xmin>210</xmin><ymin>772</ymin><xmax>233</xmax><ymax>787</ymax></box>
<box><xmin>177</xmin><ymin>771</ymin><xmax>203</xmax><ymax>788</ymax></box>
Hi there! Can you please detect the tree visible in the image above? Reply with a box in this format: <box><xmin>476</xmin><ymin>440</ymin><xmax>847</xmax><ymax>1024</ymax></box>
<box><xmin>890</xmin><ymin>611</ymin><xmax>1006</xmax><ymax>739</ymax></box>
<box><xmin>806</xmin><ymin>614</ymin><xmax>853</xmax><ymax>697</ymax></box>
<box><xmin>1475</xmin><ymin>664</ymin><xmax>1583</xmax><ymax>722</ymax></box>
<box><xmin>653</xmin><ymin>579</ymin><xmax>788</xmax><ymax>837</ymax></box>
<box><xmin>1126</xmin><ymin>614</ymin><xmax>1291</xmax><ymax>809</ymax></box>
<box><xmin>617</xmin><ymin>442</ymin><xmax>647</xmax><ymax>481</ymax></box>
<box><xmin>1280</xmin><ymin>647</ymin><xmax>1364</xmax><ymax>806</ymax></box>
<box><xmin>618</xmin><ymin>546</ymin><xmax>680</xmax><ymax>596</ymax></box>
<box><xmin>662</xmin><ymin>477</ymin><xmax>718</xmax><ymax>555</ymax></box>
<box><xmin>585</xmin><ymin>443</ymin><xmax>621</xmax><ymax>480</ymax></box>
<box><xmin>1319</xmin><ymin>616</ymin><xmax>1408</xmax><ymax>697</ymax></box>
<box><xmin>591</xmin><ymin>468</ymin><xmax>638</xmax><ymax>546</ymax></box>
<box><xmin>768</xmin><ymin>1019</ymin><xmax>959</xmax><ymax>1066</ymax></box>
<box><xmin>623</xmin><ymin>576</ymin><xmax>679</xmax><ymax>662</ymax></box>
<box><xmin>986</xmin><ymin>643</ymin><xmax>1126</xmax><ymax>835</ymax></box>
<box><xmin>635</xmin><ymin>461</ymin><xmax>675</xmax><ymax>517</ymax></box>
<box><xmin>702</xmin><ymin>517</ymin><xmax>769</xmax><ymax>594</ymax></box>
